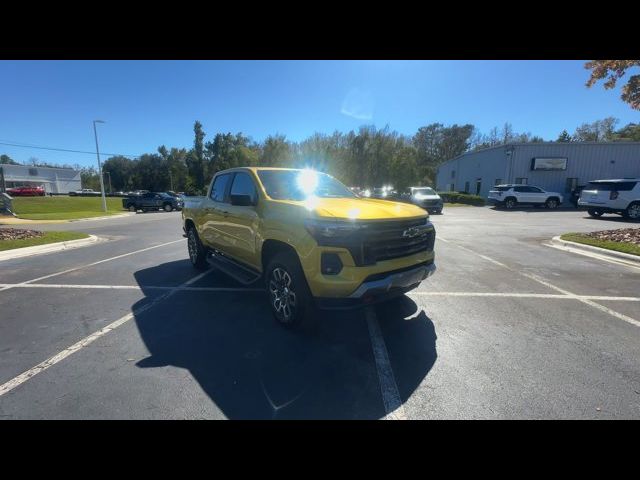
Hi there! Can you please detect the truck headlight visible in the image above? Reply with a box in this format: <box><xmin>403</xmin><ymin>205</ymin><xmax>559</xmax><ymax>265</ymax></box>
<box><xmin>304</xmin><ymin>219</ymin><xmax>365</xmax><ymax>241</ymax></box>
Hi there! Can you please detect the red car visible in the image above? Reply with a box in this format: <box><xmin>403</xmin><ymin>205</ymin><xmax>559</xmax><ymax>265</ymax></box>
<box><xmin>7</xmin><ymin>185</ymin><xmax>46</xmax><ymax>196</ymax></box>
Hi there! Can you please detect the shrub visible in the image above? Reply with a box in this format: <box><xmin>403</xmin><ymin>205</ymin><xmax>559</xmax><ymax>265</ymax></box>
<box><xmin>437</xmin><ymin>192</ymin><xmax>485</xmax><ymax>206</ymax></box>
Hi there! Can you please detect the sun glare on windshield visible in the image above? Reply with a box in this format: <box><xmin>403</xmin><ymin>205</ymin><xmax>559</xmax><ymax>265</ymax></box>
<box><xmin>297</xmin><ymin>169</ymin><xmax>319</xmax><ymax>196</ymax></box>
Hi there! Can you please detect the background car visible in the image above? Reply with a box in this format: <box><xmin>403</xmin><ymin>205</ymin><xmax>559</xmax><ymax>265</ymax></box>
<box><xmin>488</xmin><ymin>184</ymin><xmax>563</xmax><ymax>209</ymax></box>
<box><xmin>578</xmin><ymin>178</ymin><xmax>640</xmax><ymax>220</ymax></box>
<box><xmin>400</xmin><ymin>186</ymin><xmax>444</xmax><ymax>214</ymax></box>
<box><xmin>6</xmin><ymin>185</ymin><xmax>45</xmax><ymax>196</ymax></box>
<box><xmin>371</xmin><ymin>186</ymin><xmax>398</xmax><ymax>199</ymax></box>
<box><xmin>69</xmin><ymin>188</ymin><xmax>101</xmax><ymax>197</ymax></box>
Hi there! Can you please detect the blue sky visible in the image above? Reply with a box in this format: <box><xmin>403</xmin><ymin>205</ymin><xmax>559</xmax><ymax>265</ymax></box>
<box><xmin>1</xmin><ymin>60</ymin><xmax>638</xmax><ymax>167</ymax></box>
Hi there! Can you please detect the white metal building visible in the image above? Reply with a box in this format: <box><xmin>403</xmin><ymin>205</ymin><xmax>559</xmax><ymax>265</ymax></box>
<box><xmin>0</xmin><ymin>164</ymin><xmax>81</xmax><ymax>194</ymax></box>
<box><xmin>436</xmin><ymin>142</ymin><xmax>640</xmax><ymax>203</ymax></box>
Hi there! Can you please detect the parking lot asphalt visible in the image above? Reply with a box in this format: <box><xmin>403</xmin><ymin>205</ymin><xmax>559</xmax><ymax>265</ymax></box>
<box><xmin>1</xmin><ymin>207</ymin><xmax>639</xmax><ymax>419</ymax></box>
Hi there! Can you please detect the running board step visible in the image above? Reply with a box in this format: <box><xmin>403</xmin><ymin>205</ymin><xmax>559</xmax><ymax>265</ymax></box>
<box><xmin>206</xmin><ymin>253</ymin><xmax>262</xmax><ymax>285</ymax></box>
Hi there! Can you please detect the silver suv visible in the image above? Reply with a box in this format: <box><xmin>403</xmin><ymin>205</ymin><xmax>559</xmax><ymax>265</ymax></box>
<box><xmin>578</xmin><ymin>179</ymin><xmax>640</xmax><ymax>220</ymax></box>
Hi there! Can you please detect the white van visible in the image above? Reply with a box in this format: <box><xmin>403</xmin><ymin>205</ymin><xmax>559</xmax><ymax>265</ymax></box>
<box><xmin>578</xmin><ymin>179</ymin><xmax>640</xmax><ymax>219</ymax></box>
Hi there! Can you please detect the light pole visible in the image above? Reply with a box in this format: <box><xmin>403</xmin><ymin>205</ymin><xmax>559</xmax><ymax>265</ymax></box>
<box><xmin>93</xmin><ymin>120</ymin><xmax>107</xmax><ymax>212</ymax></box>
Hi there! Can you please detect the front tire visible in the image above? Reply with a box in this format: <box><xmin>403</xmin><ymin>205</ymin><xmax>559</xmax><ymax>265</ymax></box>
<box><xmin>163</xmin><ymin>203</ymin><xmax>173</xmax><ymax>212</ymax></box>
<box><xmin>128</xmin><ymin>204</ymin><xmax>136</xmax><ymax>212</ymax></box>
<box><xmin>623</xmin><ymin>202</ymin><xmax>640</xmax><ymax>220</ymax></box>
<box><xmin>545</xmin><ymin>198</ymin><xmax>559</xmax><ymax>209</ymax></box>
<box><xmin>187</xmin><ymin>227</ymin><xmax>208</xmax><ymax>270</ymax></box>
<box><xmin>588</xmin><ymin>208</ymin><xmax>604</xmax><ymax>218</ymax></box>
<box><xmin>265</xmin><ymin>251</ymin><xmax>310</xmax><ymax>328</ymax></box>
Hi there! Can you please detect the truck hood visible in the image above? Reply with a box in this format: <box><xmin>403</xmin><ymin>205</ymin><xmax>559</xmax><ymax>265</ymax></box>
<box><xmin>284</xmin><ymin>197</ymin><xmax>428</xmax><ymax>220</ymax></box>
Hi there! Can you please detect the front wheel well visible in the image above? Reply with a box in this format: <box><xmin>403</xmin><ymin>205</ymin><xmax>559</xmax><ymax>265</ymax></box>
<box><xmin>184</xmin><ymin>219</ymin><xmax>196</xmax><ymax>232</ymax></box>
<box><xmin>261</xmin><ymin>240</ymin><xmax>299</xmax><ymax>271</ymax></box>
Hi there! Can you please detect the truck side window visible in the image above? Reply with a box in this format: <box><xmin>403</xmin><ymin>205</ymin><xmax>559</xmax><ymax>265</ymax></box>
<box><xmin>230</xmin><ymin>172</ymin><xmax>257</xmax><ymax>205</ymax></box>
<box><xmin>210</xmin><ymin>174</ymin><xmax>231</xmax><ymax>202</ymax></box>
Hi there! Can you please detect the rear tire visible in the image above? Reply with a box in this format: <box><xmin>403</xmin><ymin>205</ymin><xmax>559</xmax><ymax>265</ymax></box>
<box><xmin>623</xmin><ymin>202</ymin><xmax>640</xmax><ymax>220</ymax></box>
<box><xmin>503</xmin><ymin>197</ymin><xmax>517</xmax><ymax>209</ymax></box>
<box><xmin>265</xmin><ymin>251</ymin><xmax>311</xmax><ymax>329</ymax></box>
<box><xmin>588</xmin><ymin>208</ymin><xmax>603</xmax><ymax>218</ymax></box>
<box><xmin>187</xmin><ymin>227</ymin><xmax>208</xmax><ymax>270</ymax></box>
<box><xmin>128</xmin><ymin>204</ymin><xmax>136</xmax><ymax>212</ymax></box>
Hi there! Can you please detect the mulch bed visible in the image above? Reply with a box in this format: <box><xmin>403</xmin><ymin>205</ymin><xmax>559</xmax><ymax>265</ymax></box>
<box><xmin>0</xmin><ymin>228</ymin><xmax>45</xmax><ymax>241</ymax></box>
<box><xmin>581</xmin><ymin>228</ymin><xmax>640</xmax><ymax>246</ymax></box>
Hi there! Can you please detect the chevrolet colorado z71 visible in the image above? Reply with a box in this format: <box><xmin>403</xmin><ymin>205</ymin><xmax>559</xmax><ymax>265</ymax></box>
<box><xmin>182</xmin><ymin>167</ymin><xmax>436</xmax><ymax>327</ymax></box>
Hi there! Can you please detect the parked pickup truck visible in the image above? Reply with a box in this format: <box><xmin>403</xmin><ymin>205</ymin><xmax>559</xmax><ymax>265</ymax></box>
<box><xmin>123</xmin><ymin>192</ymin><xmax>183</xmax><ymax>212</ymax></box>
<box><xmin>182</xmin><ymin>167</ymin><xmax>436</xmax><ymax>327</ymax></box>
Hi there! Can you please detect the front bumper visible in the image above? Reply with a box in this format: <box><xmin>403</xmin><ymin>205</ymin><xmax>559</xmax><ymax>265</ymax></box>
<box><xmin>315</xmin><ymin>261</ymin><xmax>436</xmax><ymax>310</ymax></box>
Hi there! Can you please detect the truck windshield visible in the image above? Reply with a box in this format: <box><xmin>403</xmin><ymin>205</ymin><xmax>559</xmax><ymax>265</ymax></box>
<box><xmin>257</xmin><ymin>170</ymin><xmax>356</xmax><ymax>201</ymax></box>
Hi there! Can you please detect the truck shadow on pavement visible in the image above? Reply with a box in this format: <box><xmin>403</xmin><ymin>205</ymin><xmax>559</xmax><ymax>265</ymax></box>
<box><xmin>131</xmin><ymin>260</ymin><xmax>437</xmax><ymax>419</ymax></box>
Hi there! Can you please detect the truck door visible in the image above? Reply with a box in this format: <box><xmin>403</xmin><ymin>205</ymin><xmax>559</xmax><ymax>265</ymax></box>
<box><xmin>200</xmin><ymin>173</ymin><xmax>233</xmax><ymax>250</ymax></box>
<box><xmin>141</xmin><ymin>192</ymin><xmax>157</xmax><ymax>209</ymax></box>
<box><xmin>221</xmin><ymin>172</ymin><xmax>260</xmax><ymax>269</ymax></box>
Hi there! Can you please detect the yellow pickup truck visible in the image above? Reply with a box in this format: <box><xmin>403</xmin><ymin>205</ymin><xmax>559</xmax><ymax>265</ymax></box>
<box><xmin>182</xmin><ymin>167</ymin><xmax>436</xmax><ymax>327</ymax></box>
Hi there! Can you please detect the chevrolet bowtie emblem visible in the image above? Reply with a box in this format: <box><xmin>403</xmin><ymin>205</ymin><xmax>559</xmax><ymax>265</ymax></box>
<box><xmin>402</xmin><ymin>227</ymin><xmax>421</xmax><ymax>238</ymax></box>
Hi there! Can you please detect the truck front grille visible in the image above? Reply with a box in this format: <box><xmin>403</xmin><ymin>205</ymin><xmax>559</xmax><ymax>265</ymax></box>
<box><xmin>346</xmin><ymin>218</ymin><xmax>435</xmax><ymax>266</ymax></box>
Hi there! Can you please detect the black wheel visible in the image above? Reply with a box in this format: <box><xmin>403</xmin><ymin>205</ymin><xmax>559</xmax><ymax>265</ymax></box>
<box><xmin>127</xmin><ymin>204</ymin><xmax>136</xmax><ymax>212</ymax></box>
<box><xmin>545</xmin><ymin>198</ymin><xmax>559</xmax><ymax>209</ymax></box>
<box><xmin>187</xmin><ymin>227</ymin><xmax>208</xmax><ymax>270</ymax></box>
<box><xmin>265</xmin><ymin>251</ymin><xmax>310</xmax><ymax>328</ymax></box>
<box><xmin>163</xmin><ymin>203</ymin><xmax>173</xmax><ymax>212</ymax></box>
<box><xmin>588</xmin><ymin>208</ymin><xmax>603</xmax><ymax>218</ymax></box>
<box><xmin>623</xmin><ymin>202</ymin><xmax>640</xmax><ymax>220</ymax></box>
<box><xmin>504</xmin><ymin>197</ymin><xmax>517</xmax><ymax>209</ymax></box>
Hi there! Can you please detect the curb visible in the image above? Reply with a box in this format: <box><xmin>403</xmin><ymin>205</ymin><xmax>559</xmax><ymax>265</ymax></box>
<box><xmin>1</xmin><ymin>212</ymin><xmax>133</xmax><ymax>225</ymax></box>
<box><xmin>550</xmin><ymin>235</ymin><xmax>640</xmax><ymax>266</ymax></box>
<box><xmin>0</xmin><ymin>235</ymin><xmax>101</xmax><ymax>262</ymax></box>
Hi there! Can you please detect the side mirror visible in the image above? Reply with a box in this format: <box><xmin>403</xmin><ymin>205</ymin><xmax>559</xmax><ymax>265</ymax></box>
<box><xmin>230</xmin><ymin>194</ymin><xmax>254</xmax><ymax>206</ymax></box>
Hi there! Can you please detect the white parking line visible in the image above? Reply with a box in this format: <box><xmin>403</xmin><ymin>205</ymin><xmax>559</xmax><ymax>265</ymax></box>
<box><xmin>409</xmin><ymin>292</ymin><xmax>640</xmax><ymax>301</ymax></box>
<box><xmin>0</xmin><ymin>283</ymin><xmax>264</xmax><ymax>293</ymax></box>
<box><xmin>365</xmin><ymin>307</ymin><xmax>407</xmax><ymax>420</ymax></box>
<box><xmin>0</xmin><ymin>268</ymin><xmax>213</xmax><ymax>398</ymax></box>
<box><xmin>438</xmin><ymin>236</ymin><xmax>640</xmax><ymax>328</ymax></box>
<box><xmin>2</xmin><ymin>283</ymin><xmax>638</xmax><ymax>303</ymax></box>
<box><xmin>0</xmin><ymin>239</ymin><xmax>185</xmax><ymax>293</ymax></box>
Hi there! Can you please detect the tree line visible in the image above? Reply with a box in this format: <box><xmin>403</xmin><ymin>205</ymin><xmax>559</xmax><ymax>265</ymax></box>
<box><xmin>2</xmin><ymin>118</ymin><xmax>639</xmax><ymax>194</ymax></box>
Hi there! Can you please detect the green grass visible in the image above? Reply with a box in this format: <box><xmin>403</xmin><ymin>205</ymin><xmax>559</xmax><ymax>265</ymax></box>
<box><xmin>11</xmin><ymin>196</ymin><xmax>125</xmax><ymax>220</ymax></box>
<box><xmin>0</xmin><ymin>231</ymin><xmax>89</xmax><ymax>251</ymax></box>
<box><xmin>561</xmin><ymin>233</ymin><xmax>640</xmax><ymax>257</ymax></box>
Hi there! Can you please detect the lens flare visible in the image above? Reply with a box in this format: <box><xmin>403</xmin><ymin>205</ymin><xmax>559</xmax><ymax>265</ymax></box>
<box><xmin>297</xmin><ymin>169</ymin><xmax>319</xmax><ymax>195</ymax></box>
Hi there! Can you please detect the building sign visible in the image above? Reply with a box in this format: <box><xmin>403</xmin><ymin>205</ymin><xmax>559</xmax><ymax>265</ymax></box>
<box><xmin>531</xmin><ymin>157</ymin><xmax>567</xmax><ymax>171</ymax></box>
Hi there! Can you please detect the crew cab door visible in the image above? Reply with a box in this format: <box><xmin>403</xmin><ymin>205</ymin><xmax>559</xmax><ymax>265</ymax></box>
<box><xmin>141</xmin><ymin>192</ymin><xmax>161</xmax><ymax>208</ymax></box>
<box><xmin>220</xmin><ymin>171</ymin><xmax>260</xmax><ymax>269</ymax></box>
<box><xmin>200</xmin><ymin>173</ymin><xmax>233</xmax><ymax>250</ymax></box>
